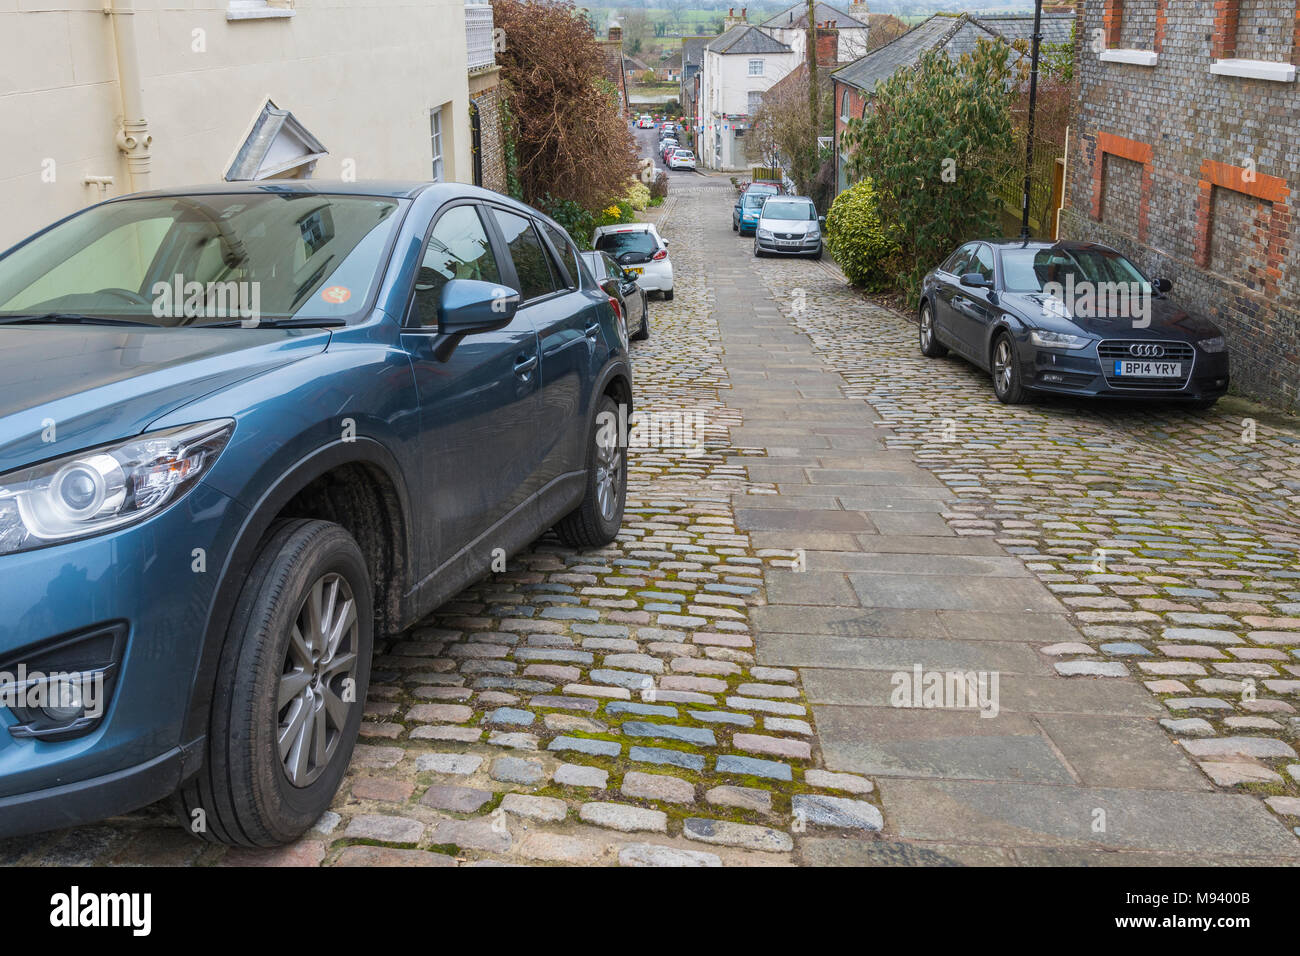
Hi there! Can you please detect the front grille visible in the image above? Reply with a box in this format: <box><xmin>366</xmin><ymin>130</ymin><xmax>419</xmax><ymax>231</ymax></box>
<box><xmin>1098</xmin><ymin>340</ymin><xmax>1195</xmax><ymax>390</ymax></box>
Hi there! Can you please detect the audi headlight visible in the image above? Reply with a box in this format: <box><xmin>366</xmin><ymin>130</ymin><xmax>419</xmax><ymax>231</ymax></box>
<box><xmin>1197</xmin><ymin>335</ymin><xmax>1226</xmax><ymax>353</ymax></box>
<box><xmin>1030</xmin><ymin>330</ymin><xmax>1090</xmax><ymax>350</ymax></box>
<box><xmin>0</xmin><ymin>420</ymin><xmax>233</xmax><ymax>556</ymax></box>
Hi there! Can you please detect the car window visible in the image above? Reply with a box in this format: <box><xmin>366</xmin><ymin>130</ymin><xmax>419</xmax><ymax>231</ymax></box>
<box><xmin>972</xmin><ymin>244</ymin><xmax>995</xmax><ymax>281</ymax></box>
<box><xmin>412</xmin><ymin>204</ymin><xmax>502</xmax><ymax>327</ymax></box>
<box><xmin>594</xmin><ymin>229</ymin><xmax>658</xmax><ymax>262</ymax></box>
<box><xmin>1000</xmin><ymin>245</ymin><xmax>1152</xmax><ymax>294</ymax></box>
<box><xmin>492</xmin><ymin>208</ymin><xmax>559</xmax><ymax>301</ymax></box>
<box><xmin>581</xmin><ymin>253</ymin><xmax>605</xmax><ymax>281</ymax></box>
<box><xmin>943</xmin><ymin>243</ymin><xmax>976</xmax><ymax>276</ymax></box>
<box><xmin>0</xmin><ymin>194</ymin><xmax>401</xmax><ymax>325</ymax></box>
<box><xmin>541</xmin><ymin>221</ymin><xmax>579</xmax><ymax>290</ymax></box>
<box><xmin>600</xmin><ymin>253</ymin><xmax>622</xmax><ymax>280</ymax></box>
<box><xmin>762</xmin><ymin>201</ymin><xmax>816</xmax><ymax>221</ymax></box>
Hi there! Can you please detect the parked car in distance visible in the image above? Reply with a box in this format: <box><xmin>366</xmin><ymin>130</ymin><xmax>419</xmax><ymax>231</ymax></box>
<box><xmin>592</xmin><ymin>222</ymin><xmax>673</xmax><ymax>300</ymax></box>
<box><xmin>668</xmin><ymin>148</ymin><xmax>696</xmax><ymax>171</ymax></box>
<box><xmin>660</xmin><ymin>140</ymin><xmax>679</xmax><ymax>164</ymax></box>
<box><xmin>918</xmin><ymin>239</ymin><xmax>1230</xmax><ymax>407</ymax></box>
<box><xmin>754</xmin><ymin>195</ymin><xmax>823</xmax><ymax>259</ymax></box>
<box><xmin>733</xmin><ymin>188</ymin><xmax>769</xmax><ymax>238</ymax></box>
<box><xmin>582</xmin><ymin>250</ymin><xmax>649</xmax><ymax>341</ymax></box>
<box><xmin>636</xmin><ymin>114</ymin><xmax>655</xmax><ymax>129</ymax></box>
<box><xmin>740</xmin><ymin>179</ymin><xmax>785</xmax><ymax>197</ymax></box>
<box><xmin>0</xmin><ymin>181</ymin><xmax>633</xmax><ymax>845</ymax></box>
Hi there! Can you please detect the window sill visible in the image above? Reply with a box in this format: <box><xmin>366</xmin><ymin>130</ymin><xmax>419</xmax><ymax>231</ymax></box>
<box><xmin>227</xmin><ymin>6</ymin><xmax>295</xmax><ymax>21</ymax></box>
<box><xmin>1099</xmin><ymin>48</ymin><xmax>1158</xmax><ymax>67</ymax></box>
<box><xmin>1210</xmin><ymin>58</ymin><xmax>1296</xmax><ymax>83</ymax></box>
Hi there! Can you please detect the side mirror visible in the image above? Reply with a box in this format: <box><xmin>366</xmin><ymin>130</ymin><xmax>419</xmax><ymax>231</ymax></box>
<box><xmin>818</xmin><ymin>216</ymin><xmax>826</xmax><ymax>226</ymax></box>
<box><xmin>960</xmin><ymin>272</ymin><xmax>991</xmax><ymax>289</ymax></box>
<box><xmin>1153</xmin><ymin>277</ymin><xmax>1173</xmax><ymax>293</ymax></box>
<box><xmin>437</xmin><ymin>278</ymin><xmax>519</xmax><ymax>334</ymax></box>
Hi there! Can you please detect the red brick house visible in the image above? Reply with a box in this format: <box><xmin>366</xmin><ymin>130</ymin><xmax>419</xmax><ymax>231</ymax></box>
<box><xmin>1061</xmin><ymin>0</ymin><xmax>1300</xmax><ymax>409</ymax></box>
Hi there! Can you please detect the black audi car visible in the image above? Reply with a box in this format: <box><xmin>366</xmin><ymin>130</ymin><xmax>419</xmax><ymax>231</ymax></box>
<box><xmin>918</xmin><ymin>239</ymin><xmax>1230</xmax><ymax>407</ymax></box>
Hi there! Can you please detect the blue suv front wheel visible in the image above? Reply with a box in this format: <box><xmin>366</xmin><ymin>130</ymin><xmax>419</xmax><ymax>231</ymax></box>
<box><xmin>174</xmin><ymin>519</ymin><xmax>374</xmax><ymax>846</ymax></box>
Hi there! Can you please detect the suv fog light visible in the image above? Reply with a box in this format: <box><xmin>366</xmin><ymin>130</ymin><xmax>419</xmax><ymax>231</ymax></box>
<box><xmin>2</xmin><ymin>622</ymin><xmax>126</xmax><ymax>742</ymax></box>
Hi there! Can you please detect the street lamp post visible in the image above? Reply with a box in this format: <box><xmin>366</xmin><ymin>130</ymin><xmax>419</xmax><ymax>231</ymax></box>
<box><xmin>1020</xmin><ymin>0</ymin><xmax>1044</xmax><ymax>240</ymax></box>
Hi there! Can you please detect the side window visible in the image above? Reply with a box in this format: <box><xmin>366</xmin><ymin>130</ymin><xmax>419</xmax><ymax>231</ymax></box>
<box><xmin>944</xmin><ymin>243</ymin><xmax>974</xmax><ymax>276</ymax></box>
<box><xmin>492</xmin><ymin>209</ymin><xmax>559</xmax><ymax>302</ymax></box>
<box><xmin>972</xmin><ymin>244</ymin><xmax>995</xmax><ymax>281</ymax></box>
<box><xmin>541</xmin><ymin>222</ymin><xmax>580</xmax><ymax>289</ymax></box>
<box><xmin>411</xmin><ymin>204</ymin><xmax>502</xmax><ymax>327</ymax></box>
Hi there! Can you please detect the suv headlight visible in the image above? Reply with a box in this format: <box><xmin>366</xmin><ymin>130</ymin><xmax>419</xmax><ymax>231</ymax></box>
<box><xmin>1197</xmin><ymin>335</ymin><xmax>1226</xmax><ymax>353</ymax></box>
<box><xmin>1030</xmin><ymin>330</ymin><xmax>1090</xmax><ymax>350</ymax></box>
<box><xmin>0</xmin><ymin>420</ymin><xmax>233</xmax><ymax>556</ymax></box>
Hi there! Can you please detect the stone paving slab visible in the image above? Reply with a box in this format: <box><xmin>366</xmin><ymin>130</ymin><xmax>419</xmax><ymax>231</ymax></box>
<box><xmin>880</xmin><ymin>779</ymin><xmax>1300</xmax><ymax>858</ymax></box>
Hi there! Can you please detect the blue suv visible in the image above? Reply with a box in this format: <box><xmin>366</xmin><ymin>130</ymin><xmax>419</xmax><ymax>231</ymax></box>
<box><xmin>0</xmin><ymin>182</ymin><xmax>632</xmax><ymax>846</ymax></box>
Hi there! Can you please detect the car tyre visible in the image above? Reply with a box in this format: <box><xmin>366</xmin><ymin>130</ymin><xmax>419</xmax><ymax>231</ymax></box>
<box><xmin>754</xmin><ymin>244</ymin><xmax>764</xmax><ymax>258</ymax></box>
<box><xmin>662</xmin><ymin>289</ymin><xmax>673</xmax><ymax>301</ymax></box>
<box><xmin>631</xmin><ymin>300</ymin><xmax>650</xmax><ymax>340</ymax></box>
<box><xmin>918</xmin><ymin>300</ymin><xmax>948</xmax><ymax>358</ymax></box>
<box><xmin>991</xmin><ymin>332</ymin><xmax>1028</xmax><ymax>404</ymax></box>
<box><xmin>174</xmin><ymin>519</ymin><xmax>372</xmax><ymax>846</ymax></box>
<box><xmin>555</xmin><ymin>394</ymin><xmax>628</xmax><ymax>548</ymax></box>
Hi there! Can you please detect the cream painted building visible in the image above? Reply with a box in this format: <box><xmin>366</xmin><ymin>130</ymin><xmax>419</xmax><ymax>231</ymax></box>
<box><xmin>0</xmin><ymin>0</ymin><xmax>474</xmax><ymax>248</ymax></box>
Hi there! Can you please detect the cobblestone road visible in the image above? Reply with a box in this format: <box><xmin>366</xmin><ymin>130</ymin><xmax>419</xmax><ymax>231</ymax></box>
<box><xmin>7</xmin><ymin>174</ymin><xmax>1299</xmax><ymax>867</ymax></box>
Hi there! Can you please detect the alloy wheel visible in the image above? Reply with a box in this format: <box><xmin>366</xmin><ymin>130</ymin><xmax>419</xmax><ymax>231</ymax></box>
<box><xmin>920</xmin><ymin>306</ymin><xmax>934</xmax><ymax>350</ymax></box>
<box><xmin>594</xmin><ymin>422</ymin><xmax>624</xmax><ymax>521</ymax></box>
<box><xmin>278</xmin><ymin>572</ymin><xmax>359</xmax><ymax>788</ymax></box>
<box><xmin>993</xmin><ymin>338</ymin><xmax>1014</xmax><ymax>395</ymax></box>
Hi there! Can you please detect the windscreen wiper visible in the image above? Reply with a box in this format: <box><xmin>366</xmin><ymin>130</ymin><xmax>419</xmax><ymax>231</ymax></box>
<box><xmin>0</xmin><ymin>313</ymin><xmax>155</xmax><ymax>327</ymax></box>
<box><xmin>197</xmin><ymin>317</ymin><xmax>348</xmax><ymax>329</ymax></box>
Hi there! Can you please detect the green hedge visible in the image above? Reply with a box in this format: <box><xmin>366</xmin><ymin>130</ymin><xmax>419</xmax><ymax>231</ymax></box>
<box><xmin>825</xmin><ymin>179</ymin><xmax>899</xmax><ymax>292</ymax></box>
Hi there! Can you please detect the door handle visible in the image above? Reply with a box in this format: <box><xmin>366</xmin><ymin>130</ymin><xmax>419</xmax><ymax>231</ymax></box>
<box><xmin>584</xmin><ymin>323</ymin><xmax>601</xmax><ymax>339</ymax></box>
<box><xmin>513</xmin><ymin>354</ymin><xmax>538</xmax><ymax>376</ymax></box>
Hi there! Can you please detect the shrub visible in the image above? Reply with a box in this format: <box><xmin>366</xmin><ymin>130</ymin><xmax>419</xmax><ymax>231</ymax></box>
<box><xmin>650</xmin><ymin>172</ymin><xmax>669</xmax><ymax>201</ymax></box>
<box><xmin>539</xmin><ymin>195</ymin><xmax>596</xmax><ymax>249</ymax></box>
<box><xmin>825</xmin><ymin>179</ymin><xmax>899</xmax><ymax>292</ymax></box>
<box><xmin>625</xmin><ymin>181</ymin><xmax>651</xmax><ymax>211</ymax></box>
<box><xmin>594</xmin><ymin>199</ymin><xmax>635</xmax><ymax>228</ymax></box>
<box><xmin>841</xmin><ymin>38</ymin><xmax>1014</xmax><ymax>302</ymax></box>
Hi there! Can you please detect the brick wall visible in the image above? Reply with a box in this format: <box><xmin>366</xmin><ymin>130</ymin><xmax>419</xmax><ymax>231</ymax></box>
<box><xmin>471</xmin><ymin>83</ymin><xmax>507</xmax><ymax>194</ymax></box>
<box><xmin>1063</xmin><ymin>0</ymin><xmax>1300</xmax><ymax>410</ymax></box>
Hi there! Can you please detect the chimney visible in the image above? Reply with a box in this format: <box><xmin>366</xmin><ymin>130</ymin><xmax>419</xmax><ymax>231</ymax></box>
<box><xmin>816</xmin><ymin>25</ymin><xmax>839</xmax><ymax>66</ymax></box>
<box><xmin>848</xmin><ymin>2</ymin><xmax>869</xmax><ymax>23</ymax></box>
<box><xmin>724</xmin><ymin>6</ymin><xmax>747</xmax><ymax>30</ymax></box>
<box><xmin>609</xmin><ymin>23</ymin><xmax>622</xmax><ymax>43</ymax></box>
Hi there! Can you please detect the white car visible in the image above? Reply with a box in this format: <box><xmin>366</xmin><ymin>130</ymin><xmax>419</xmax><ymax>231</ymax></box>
<box><xmin>669</xmin><ymin>148</ymin><xmax>696</xmax><ymax>171</ymax></box>
<box><xmin>636</xmin><ymin>114</ymin><xmax>654</xmax><ymax>129</ymax></box>
<box><xmin>592</xmin><ymin>222</ymin><xmax>674</xmax><ymax>300</ymax></box>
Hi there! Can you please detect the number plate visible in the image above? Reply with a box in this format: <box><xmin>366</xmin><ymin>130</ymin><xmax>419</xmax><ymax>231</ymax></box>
<box><xmin>1114</xmin><ymin>360</ymin><xmax>1183</xmax><ymax>378</ymax></box>
<box><xmin>627</xmin><ymin>267</ymin><xmax>644</xmax><ymax>276</ymax></box>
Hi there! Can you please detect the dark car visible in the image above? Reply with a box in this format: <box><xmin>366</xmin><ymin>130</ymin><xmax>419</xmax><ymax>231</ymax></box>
<box><xmin>581</xmin><ymin>250</ymin><xmax>649</xmax><ymax>341</ymax></box>
<box><xmin>0</xmin><ymin>181</ymin><xmax>632</xmax><ymax>845</ymax></box>
<box><xmin>919</xmin><ymin>239</ymin><xmax>1229</xmax><ymax>406</ymax></box>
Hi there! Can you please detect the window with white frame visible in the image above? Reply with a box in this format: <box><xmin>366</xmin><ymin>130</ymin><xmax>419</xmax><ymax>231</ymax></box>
<box><xmin>747</xmin><ymin>90</ymin><xmax>762</xmax><ymax>115</ymax></box>
<box><xmin>430</xmin><ymin>108</ymin><xmax>445</xmax><ymax>182</ymax></box>
<box><xmin>748</xmin><ymin>58</ymin><xmax>764</xmax><ymax>76</ymax></box>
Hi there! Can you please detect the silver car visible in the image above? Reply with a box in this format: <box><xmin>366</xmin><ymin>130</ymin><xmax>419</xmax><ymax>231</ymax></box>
<box><xmin>754</xmin><ymin>195</ymin><xmax>823</xmax><ymax>259</ymax></box>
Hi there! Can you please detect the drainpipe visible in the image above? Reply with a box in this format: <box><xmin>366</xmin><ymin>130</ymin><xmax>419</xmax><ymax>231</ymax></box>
<box><xmin>105</xmin><ymin>0</ymin><xmax>152</xmax><ymax>192</ymax></box>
